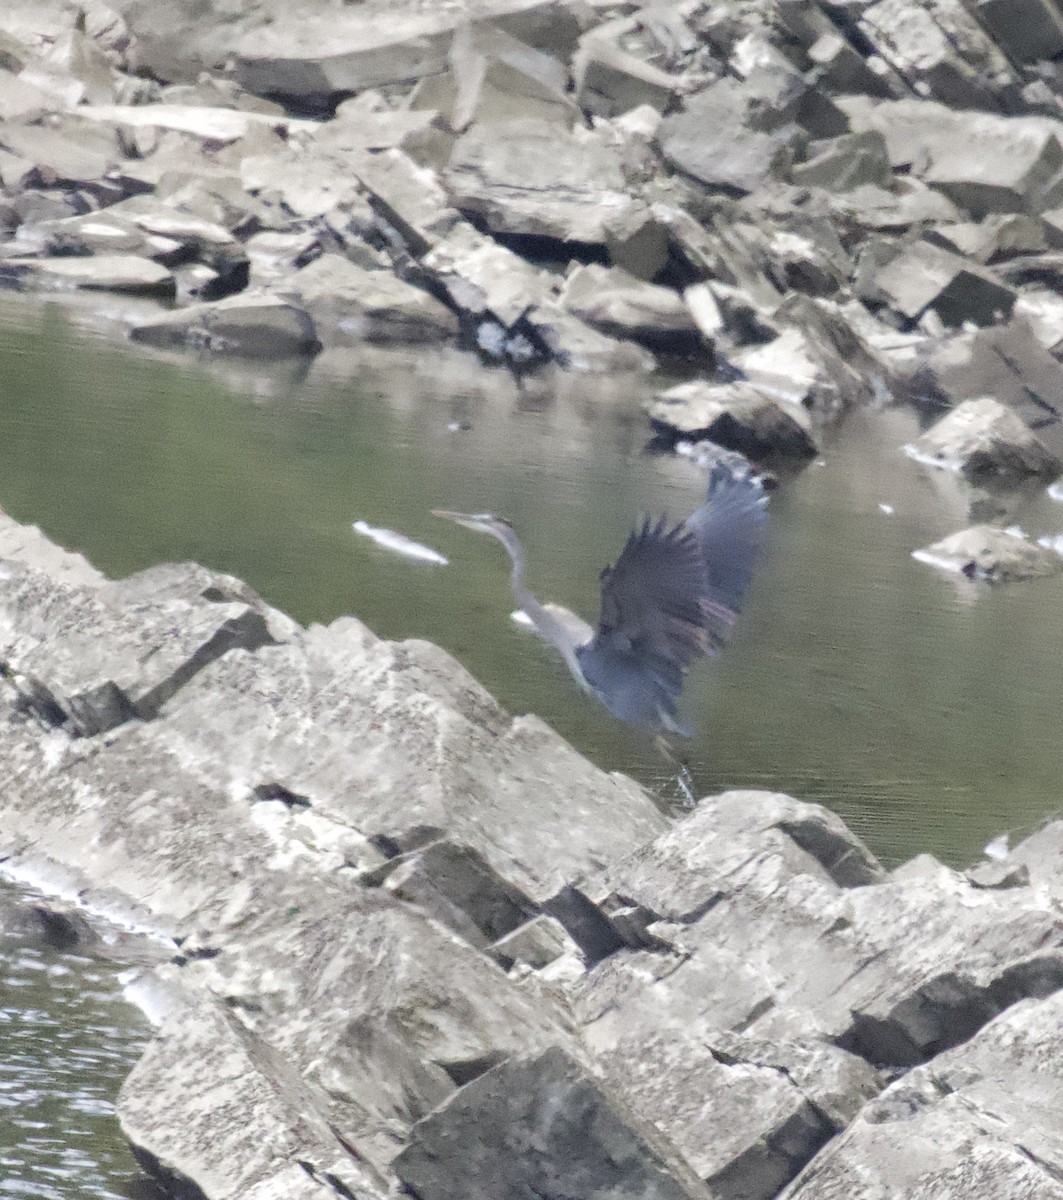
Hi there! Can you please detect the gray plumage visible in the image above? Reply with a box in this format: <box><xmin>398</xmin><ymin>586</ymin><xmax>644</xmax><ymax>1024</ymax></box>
<box><xmin>433</xmin><ymin>460</ymin><xmax>767</xmax><ymax>735</ymax></box>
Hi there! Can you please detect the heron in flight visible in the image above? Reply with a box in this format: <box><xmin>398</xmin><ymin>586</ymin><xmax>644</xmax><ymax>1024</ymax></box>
<box><xmin>432</xmin><ymin>460</ymin><xmax>767</xmax><ymax>737</ymax></box>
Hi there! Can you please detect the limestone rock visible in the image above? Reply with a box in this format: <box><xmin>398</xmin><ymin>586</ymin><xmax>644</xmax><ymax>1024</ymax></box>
<box><xmin>873</xmin><ymin>241</ymin><xmax>1016</xmax><ymax>327</ymax></box>
<box><xmin>392</xmin><ymin>1047</ymin><xmax>708</xmax><ymax>1200</ymax></box>
<box><xmin>657</xmin><ymin>79</ymin><xmax>799</xmax><ymax>195</ymax></box>
<box><xmin>279</xmin><ymin>255</ymin><xmax>460</xmax><ymax>347</ymax></box>
<box><xmin>120</xmin><ymin>996</ymin><xmax>390</xmax><ymax>1200</ymax></box>
<box><xmin>0</xmin><ymin>557</ymin><xmax>275</xmax><ymax>736</ymax></box>
<box><xmin>560</xmin><ymin>264</ymin><xmax>704</xmax><ymax>353</ymax></box>
<box><xmin>791</xmin><ymin>131</ymin><xmax>892</xmax><ymax>193</ymax></box>
<box><xmin>966</xmin><ymin>0</ymin><xmax>1063</xmax><ymax>67</ymax></box>
<box><xmin>131</xmin><ymin>296</ymin><xmax>320</xmax><ymax>358</ymax></box>
<box><xmin>422</xmin><ymin>221</ymin><xmax>556</xmax><ymax>327</ymax></box>
<box><xmin>522</xmin><ymin>303</ymin><xmax>658</xmax><ymax>372</ymax></box>
<box><xmin>906</xmin><ymin>396</ymin><xmax>1061</xmax><ymax>482</ymax></box>
<box><xmin>0</xmin><ymin>254</ymin><xmax>175</xmax><ymax>296</ymax></box>
<box><xmin>780</xmin><ymin>993</ymin><xmax>1063</xmax><ymax>1199</ymax></box>
<box><xmin>0</xmin><ymin>117</ymin><xmax>119</xmax><ymax>185</ymax></box>
<box><xmin>354</xmin><ymin>147</ymin><xmax>463</xmax><ymax>255</ymax></box>
<box><xmin>913</xmin><ymin>525</ymin><xmax>1063</xmax><ymax>582</ymax></box>
<box><xmin>444</xmin><ymin>118</ymin><xmax>644</xmax><ymax>244</ymax></box>
<box><xmin>574</xmin><ymin>32</ymin><xmax>681</xmax><ymax>118</ymax></box>
<box><xmin>647</xmin><ymin>380</ymin><xmax>818</xmax><ymax>459</ymax></box>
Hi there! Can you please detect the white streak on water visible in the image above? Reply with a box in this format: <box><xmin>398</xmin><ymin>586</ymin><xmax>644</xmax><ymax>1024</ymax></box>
<box><xmin>352</xmin><ymin>520</ymin><xmax>448</xmax><ymax>565</ymax></box>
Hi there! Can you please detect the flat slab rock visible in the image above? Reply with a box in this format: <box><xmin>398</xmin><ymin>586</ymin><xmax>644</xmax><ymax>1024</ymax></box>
<box><xmin>913</xmin><ymin>524</ymin><xmax>1063</xmax><ymax>582</ymax></box>
<box><xmin>443</xmin><ymin>118</ymin><xmax>646</xmax><ymax>245</ymax></box>
<box><xmin>130</xmin><ymin>295</ymin><xmax>320</xmax><ymax>358</ymax></box>
<box><xmin>560</xmin><ymin>263</ymin><xmax>702</xmax><ymax>351</ymax></box>
<box><xmin>906</xmin><ymin>396</ymin><xmax>1061</xmax><ymax>482</ymax></box>
<box><xmin>647</xmin><ymin>380</ymin><xmax>818</xmax><ymax>459</ymax></box>
<box><xmin>0</xmin><ymin>254</ymin><xmax>175</xmax><ymax>295</ymax></box>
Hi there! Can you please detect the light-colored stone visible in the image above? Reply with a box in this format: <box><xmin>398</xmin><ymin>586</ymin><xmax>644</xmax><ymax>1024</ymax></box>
<box><xmin>0</xmin><ymin>254</ymin><xmax>175</xmax><ymax>295</ymax></box>
<box><xmin>561</xmin><ymin>264</ymin><xmax>703</xmax><ymax>352</ymax></box>
<box><xmin>131</xmin><ymin>296</ymin><xmax>320</xmax><ymax>358</ymax></box>
<box><xmin>647</xmin><ymin>380</ymin><xmax>818</xmax><ymax>459</ymax></box>
<box><xmin>913</xmin><ymin>525</ymin><xmax>1063</xmax><ymax>583</ymax></box>
<box><xmin>906</xmin><ymin>396</ymin><xmax>1061</xmax><ymax>482</ymax></box>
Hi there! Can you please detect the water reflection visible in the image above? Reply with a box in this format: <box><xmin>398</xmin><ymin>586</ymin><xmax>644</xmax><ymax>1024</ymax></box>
<box><xmin>2</xmin><ymin>293</ymin><xmax>1063</xmax><ymax>873</ymax></box>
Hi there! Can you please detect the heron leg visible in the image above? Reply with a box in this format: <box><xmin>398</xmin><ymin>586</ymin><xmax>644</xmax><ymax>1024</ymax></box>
<box><xmin>653</xmin><ymin>735</ymin><xmax>697</xmax><ymax>809</ymax></box>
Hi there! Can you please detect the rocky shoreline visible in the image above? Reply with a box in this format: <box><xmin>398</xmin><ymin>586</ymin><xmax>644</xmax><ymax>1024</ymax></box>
<box><xmin>4</xmin><ymin>0</ymin><xmax>1063</xmax><ymax>574</ymax></box>
<box><xmin>5</xmin><ymin>0</ymin><xmax>1063</xmax><ymax>1196</ymax></box>
<box><xmin>4</xmin><ymin>507</ymin><xmax>1063</xmax><ymax>1200</ymax></box>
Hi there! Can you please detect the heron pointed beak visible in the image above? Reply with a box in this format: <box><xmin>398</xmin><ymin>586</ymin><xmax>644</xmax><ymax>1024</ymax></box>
<box><xmin>431</xmin><ymin>508</ymin><xmax>482</xmax><ymax>533</ymax></box>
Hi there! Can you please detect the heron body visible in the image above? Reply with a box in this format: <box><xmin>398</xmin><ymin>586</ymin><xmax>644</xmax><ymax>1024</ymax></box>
<box><xmin>433</xmin><ymin>460</ymin><xmax>768</xmax><ymax>736</ymax></box>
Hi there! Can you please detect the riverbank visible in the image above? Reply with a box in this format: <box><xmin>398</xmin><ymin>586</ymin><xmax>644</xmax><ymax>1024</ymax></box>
<box><xmin>4</xmin><ymin>508</ymin><xmax>1063</xmax><ymax>1199</ymax></box>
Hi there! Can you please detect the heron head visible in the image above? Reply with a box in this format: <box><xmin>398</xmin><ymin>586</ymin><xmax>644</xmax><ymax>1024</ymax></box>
<box><xmin>431</xmin><ymin>510</ymin><xmax>514</xmax><ymax>540</ymax></box>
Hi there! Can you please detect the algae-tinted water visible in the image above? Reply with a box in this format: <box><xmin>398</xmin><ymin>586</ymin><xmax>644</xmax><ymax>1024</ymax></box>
<box><xmin>2</xmin><ymin>292</ymin><xmax>1063</xmax><ymax>870</ymax></box>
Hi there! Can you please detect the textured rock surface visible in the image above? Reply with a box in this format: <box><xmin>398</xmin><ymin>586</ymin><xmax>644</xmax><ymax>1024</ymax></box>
<box><xmin>906</xmin><ymin>397</ymin><xmax>1062</xmax><ymax>482</ymax></box>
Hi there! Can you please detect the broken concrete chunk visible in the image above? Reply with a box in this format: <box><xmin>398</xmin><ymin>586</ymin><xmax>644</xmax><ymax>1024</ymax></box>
<box><xmin>392</xmin><ymin>1047</ymin><xmax>707</xmax><ymax>1200</ymax></box>
<box><xmin>561</xmin><ymin>264</ymin><xmax>703</xmax><ymax>353</ymax></box>
<box><xmin>906</xmin><ymin>396</ymin><xmax>1061</xmax><ymax>482</ymax></box>
<box><xmin>647</xmin><ymin>380</ymin><xmax>818</xmax><ymax>459</ymax></box>
<box><xmin>873</xmin><ymin>241</ymin><xmax>1016</xmax><ymax>327</ymax></box>
<box><xmin>913</xmin><ymin>525</ymin><xmax>1063</xmax><ymax>583</ymax></box>
<box><xmin>131</xmin><ymin>296</ymin><xmax>320</xmax><ymax>358</ymax></box>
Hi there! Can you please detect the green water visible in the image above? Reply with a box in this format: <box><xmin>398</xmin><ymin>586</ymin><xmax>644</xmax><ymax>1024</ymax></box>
<box><xmin>3</xmin><ymin>287</ymin><xmax>1063</xmax><ymax>1198</ymax></box>
<box><xmin>2</xmin><ymin>292</ymin><xmax>1063</xmax><ymax>870</ymax></box>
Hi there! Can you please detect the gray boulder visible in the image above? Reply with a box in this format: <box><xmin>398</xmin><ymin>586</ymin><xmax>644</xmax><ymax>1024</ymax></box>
<box><xmin>444</xmin><ymin>118</ymin><xmax>644</xmax><ymax>244</ymax></box>
<box><xmin>872</xmin><ymin>241</ymin><xmax>1016</xmax><ymax>327</ymax></box>
<box><xmin>906</xmin><ymin>396</ymin><xmax>1061</xmax><ymax>482</ymax></box>
<box><xmin>392</xmin><ymin>1047</ymin><xmax>709</xmax><ymax>1200</ymax></box>
<box><xmin>130</xmin><ymin>295</ymin><xmax>320</xmax><ymax>358</ymax></box>
<box><xmin>279</xmin><ymin>254</ymin><xmax>460</xmax><ymax>346</ymax></box>
<box><xmin>647</xmin><ymin>380</ymin><xmax>818</xmax><ymax>459</ymax></box>
<box><xmin>560</xmin><ymin>264</ymin><xmax>704</xmax><ymax>353</ymax></box>
<box><xmin>780</xmin><ymin>992</ymin><xmax>1063</xmax><ymax>1199</ymax></box>
<box><xmin>0</xmin><ymin>254</ymin><xmax>175</xmax><ymax>295</ymax></box>
<box><xmin>913</xmin><ymin>525</ymin><xmax>1063</xmax><ymax>583</ymax></box>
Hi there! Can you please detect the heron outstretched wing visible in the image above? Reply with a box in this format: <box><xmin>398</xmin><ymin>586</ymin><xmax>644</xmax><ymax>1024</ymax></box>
<box><xmin>575</xmin><ymin>464</ymin><xmax>767</xmax><ymax>733</ymax></box>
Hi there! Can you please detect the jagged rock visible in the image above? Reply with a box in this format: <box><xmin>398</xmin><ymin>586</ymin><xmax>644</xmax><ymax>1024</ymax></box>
<box><xmin>923</xmin><ymin>120</ymin><xmax>1063</xmax><ymax>217</ymax></box>
<box><xmin>0</xmin><ymin>556</ymin><xmax>275</xmax><ymax>735</ymax></box>
<box><xmin>574</xmin><ymin>30</ymin><xmax>681</xmax><ymax>118</ymax></box>
<box><xmin>130</xmin><ymin>296</ymin><xmax>320</xmax><ymax>358</ymax></box>
<box><xmin>422</xmin><ymin>221</ymin><xmax>555</xmax><ymax>326</ymax></box>
<box><xmin>353</xmin><ymin>147</ymin><xmax>463</xmax><ymax>255</ymax></box>
<box><xmin>912</xmin><ymin>321</ymin><xmax>1063</xmax><ymax>459</ymax></box>
<box><xmin>791</xmin><ymin>131</ymin><xmax>892</xmax><ymax>193</ymax></box>
<box><xmin>443</xmin><ymin>21</ymin><xmax>577</xmax><ymax>131</ymax></box>
<box><xmin>0</xmin><ymin>889</ymin><xmax>100</xmax><ymax>951</ymax></box>
<box><xmin>120</xmin><ymin>997</ymin><xmax>391</xmax><ymax>1200</ymax></box>
<box><xmin>77</xmin><ymin>101</ymin><xmax>315</xmax><ymax>144</ymax></box>
<box><xmin>0</xmin><ymin>253</ymin><xmax>175</xmax><ymax>295</ymax></box>
<box><xmin>780</xmin><ymin>992</ymin><xmax>1063</xmax><ymax>1199</ymax></box>
<box><xmin>279</xmin><ymin>254</ymin><xmax>460</xmax><ymax>347</ymax></box>
<box><xmin>444</xmin><ymin>118</ymin><xmax>644</xmax><ymax>244</ymax></box>
<box><xmin>657</xmin><ymin>78</ymin><xmax>800</xmax><ymax>195</ymax></box>
<box><xmin>490</xmin><ymin>914</ymin><xmax>580</xmax><ymax>971</ymax></box>
<box><xmin>805</xmin><ymin>31</ymin><xmax>893</xmax><ymax>98</ymax></box>
<box><xmin>0</xmin><ymin>116</ymin><xmax>120</xmax><ymax>185</ymax></box>
<box><xmin>0</xmin><ymin>67</ymin><xmax>56</xmax><ymax>121</ymax></box>
<box><xmin>647</xmin><ymin>380</ymin><xmax>818</xmax><ymax>459</ymax></box>
<box><xmin>829</xmin><ymin>179</ymin><xmax>962</xmax><ymax>234</ymax></box>
<box><xmin>906</xmin><ymin>396</ymin><xmax>1061</xmax><ymax>482</ymax></box>
<box><xmin>967</xmin><ymin>0</ymin><xmax>1063</xmax><ymax>66</ymax></box>
<box><xmin>522</xmin><ymin>303</ymin><xmax>658</xmax><ymax>372</ymax></box>
<box><xmin>13</xmin><ymin>211</ymin><xmax>183</xmax><ymax>260</ymax></box>
<box><xmin>560</xmin><ymin>264</ymin><xmax>704</xmax><ymax>353</ymax></box>
<box><xmin>857</xmin><ymin>0</ymin><xmax>1013</xmax><ymax>110</ymax></box>
<box><xmin>912</xmin><ymin>525</ymin><xmax>1063</xmax><ymax>583</ymax></box>
<box><xmin>392</xmin><ymin>1047</ymin><xmax>708</xmax><ymax>1200</ymax></box>
<box><xmin>926</xmin><ymin>214</ymin><xmax>1048</xmax><ymax>263</ymax></box>
<box><xmin>872</xmin><ymin>241</ymin><xmax>1016</xmax><ymax>328</ymax></box>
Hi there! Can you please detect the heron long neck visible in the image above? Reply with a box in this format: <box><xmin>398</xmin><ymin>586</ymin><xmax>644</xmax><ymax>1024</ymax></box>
<box><xmin>497</xmin><ymin>527</ymin><xmax>585</xmax><ymax>683</ymax></box>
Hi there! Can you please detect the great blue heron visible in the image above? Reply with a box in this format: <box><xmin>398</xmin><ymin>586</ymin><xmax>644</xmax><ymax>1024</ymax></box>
<box><xmin>432</xmin><ymin>460</ymin><xmax>768</xmax><ymax>737</ymax></box>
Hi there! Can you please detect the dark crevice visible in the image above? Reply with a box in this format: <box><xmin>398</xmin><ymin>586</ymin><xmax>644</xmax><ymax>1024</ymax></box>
<box><xmin>542</xmin><ymin>885</ymin><xmax>627</xmax><ymax>965</ymax></box>
<box><xmin>252</xmin><ymin>783</ymin><xmax>311</xmax><ymax>809</ymax></box>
